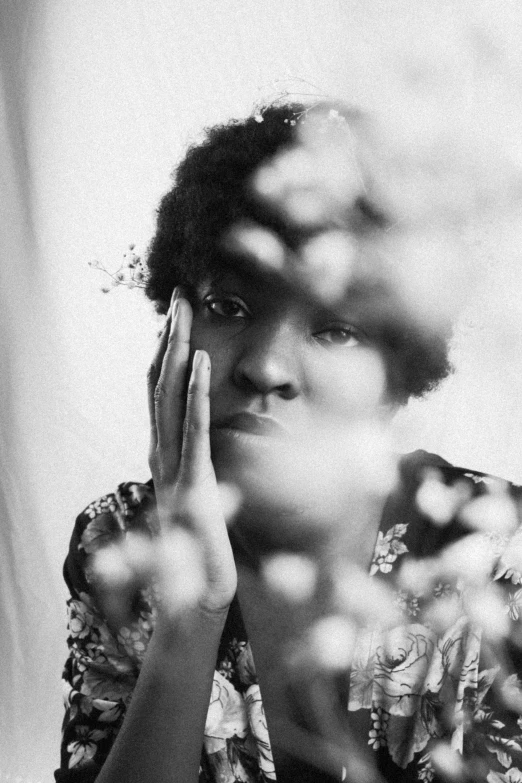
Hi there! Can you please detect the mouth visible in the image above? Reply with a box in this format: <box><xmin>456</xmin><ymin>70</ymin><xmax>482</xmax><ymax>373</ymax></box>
<box><xmin>211</xmin><ymin>412</ymin><xmax>287</xmax><ymax>438</ymax></box>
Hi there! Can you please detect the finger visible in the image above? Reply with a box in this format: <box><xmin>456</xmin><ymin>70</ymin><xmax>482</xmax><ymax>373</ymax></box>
<box><xmin>154</xmin><ymin>297</ymin><xmax>193</xmax><ymax>475</ymax></box>
<box><xmin>148</xmin><ymin>318</ymin><xmax>172</xmax><ymax>452</ymax></box>
<box><xmin>178</xmin><ymin>349</ymin><xmax>212</xmax><ymax>486</ymax></box>
<box><xmin>147</xmin><ymin>287</ymin><xmax>180</xmax><ymax>448</ymax></box>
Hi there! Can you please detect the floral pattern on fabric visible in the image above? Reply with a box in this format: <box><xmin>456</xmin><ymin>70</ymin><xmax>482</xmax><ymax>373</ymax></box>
<box><xmin>56</xmin><ymin>457</ymin><xmax>522</xmax><ymax>783</ymax></box>
<box><xmin>57</xmin><ymin>481</ymin><xmax>274</xmax><ymax>782</ymax></box>
<box><xmin>370</xmin><ymin>523</ymin><xmax>409</xmax><ymax>575</ymax></box>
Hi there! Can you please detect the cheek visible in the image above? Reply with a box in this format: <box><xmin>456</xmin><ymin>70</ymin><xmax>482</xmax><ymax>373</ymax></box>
<box><xmin>189</xmin><ymin>322</ymin><xmax>235</xmax><ymax>400</ymax></box>
<box><xmin>312</xmin><ymin>348</ymin><xmax>388</xmax><ymax>421</ymax></box>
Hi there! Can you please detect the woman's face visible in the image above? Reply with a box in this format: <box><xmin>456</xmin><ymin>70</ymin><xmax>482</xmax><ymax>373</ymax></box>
<box><xmin>190</xmin><ymin>269</ymin><xmax>395</xmax><ymax>524</ymax></box>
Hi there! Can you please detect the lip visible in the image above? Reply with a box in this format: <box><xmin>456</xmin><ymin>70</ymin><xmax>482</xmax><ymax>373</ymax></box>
<box><xmin>211</xmin><ymin>412</ymin><xmax>287</xmax><ymax>438</ymax></box>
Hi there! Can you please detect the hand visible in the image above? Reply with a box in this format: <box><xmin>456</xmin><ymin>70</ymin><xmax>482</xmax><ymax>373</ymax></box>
<box><xmin>93</xmin><ymin>289</ymin><xmax>237</xmax><ymax>628</ymax></box>
<box><xmin>147</xmin><ymin>289</ymin><xmax>237</xmax><ymax>618</ymax></box>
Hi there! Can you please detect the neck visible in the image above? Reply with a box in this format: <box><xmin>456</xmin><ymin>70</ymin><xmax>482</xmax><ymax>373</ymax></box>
<box><xmin>230</xmin><ymin>491</ymin><xmax>386</xmax><ymax>574</ymax></box>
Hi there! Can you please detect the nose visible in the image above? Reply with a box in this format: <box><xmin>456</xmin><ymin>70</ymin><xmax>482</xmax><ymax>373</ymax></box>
<box><xmin>233</xmin><ymin>320</ymin><xmax>302</xmax><ymax>399</ymax></box>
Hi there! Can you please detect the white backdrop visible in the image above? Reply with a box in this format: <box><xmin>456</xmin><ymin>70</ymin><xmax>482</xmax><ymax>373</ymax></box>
<box><xmin>2</xmin><ymin>1</ymin><xmax>522</xmax><ymax>780</ymax></box>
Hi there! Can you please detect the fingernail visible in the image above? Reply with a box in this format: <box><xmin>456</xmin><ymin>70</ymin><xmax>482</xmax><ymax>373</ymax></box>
<box><xmin>169</xmin><ymin>300</ymin><xmax>180</xmax><ymax>335</ymax></box>
<box><xmin>193</xmin><ymin>350</ymin><xmax>208</xmax><ymax>371</ymax></box>
<box><xmin>167</xmin><ymin>286</ymin><xmax>180</xmax><ymax>318</ymax></box>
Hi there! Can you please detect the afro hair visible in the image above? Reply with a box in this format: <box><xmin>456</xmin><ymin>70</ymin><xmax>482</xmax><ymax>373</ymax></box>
<box><xmin>144</xmin><ymin>103</ymin><xmax>452</xmax><ymax>404</ymax></box>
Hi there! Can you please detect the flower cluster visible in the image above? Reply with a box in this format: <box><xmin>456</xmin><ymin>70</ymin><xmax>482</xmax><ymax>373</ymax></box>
<box><xmin>89</xmin><ymin>244</ymin><xmax>148</xmax><ymax>293</ymax></box>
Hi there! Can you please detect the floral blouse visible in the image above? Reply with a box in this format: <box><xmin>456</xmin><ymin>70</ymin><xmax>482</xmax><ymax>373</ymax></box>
<box><xmin>55</xmin><ymin>451</ymin><xmax>522</xmax><ymax>783</ymax></box>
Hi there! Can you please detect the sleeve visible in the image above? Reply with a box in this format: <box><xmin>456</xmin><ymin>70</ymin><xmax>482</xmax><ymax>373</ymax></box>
<box><xmin>55</xmin><ymin>489</ymin><xmax>155</xmax><ymax>782</ymax></box>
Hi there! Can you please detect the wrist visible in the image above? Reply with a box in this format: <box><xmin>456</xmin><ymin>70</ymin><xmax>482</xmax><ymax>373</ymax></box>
<box><xmin>151</xmin><ymin>603</ymin><xmax>229</xmax><ymax>659</ymax></box>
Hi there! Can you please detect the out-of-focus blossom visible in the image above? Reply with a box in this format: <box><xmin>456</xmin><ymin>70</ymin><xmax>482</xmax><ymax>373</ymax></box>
<box><xmin>261</xmin><ymin>553</ymin><xmax>318</xmax><ymax>603</ymax></box>
<box><xmin>299</xmin><ymin>231</ymin><xmax>356</xmax><ymax>304</ymax></box>
<box><xmin>334</xmin><ymin>567</ymin><xmax>401</xmax><ymax>629</ymax></box>
<box><xmin>253</xmin><ymin>119</ymin><xmax>362</xmax><ymax>231</ymax></box>
<box><xmin>232</xmin><ymin>419</ymin><xmax>397</xmax><ymax>552</ymax></box>
<box><xmin>500</xmin><ymin>675</ymin><xmax>522</xmax><ymax>716</ymax></box>
<box><xmin>226</xmin><ymin>222</ymin><xmax>356</xmax><ymax>306</ymax></box>
<box><xmin>423</xmin><ymin>592</ymin><xmax>462</xmax><ymax>635</ymax></box>
<box><xmin>91</xmin><ymin>544</ymin><xmax>135</xmax><ymax>588</ymax></box>
<box><xmin>246</xmin><ymin>105</ymin><xmax>479</xmax><ymax>337</ymax></box>
<box><xmin>306</xmin><ymin>615</ymin><xmax>357</xmax><ymax>671</ymax></box>
<box><xmin>397</xmin><ymin>556</ymin><xmax>438</xmax><ymax>595</ymax></box>
<box><xmin>217</xmin><ymin>482</ymin><xmax>243</xmax><ymax>526</ymax></box>
<box><xmin>439</xmin><ymin>533</ymin><xmax>500</xmax><ymax>586</ymax></box>
<box><xmin>92</xmin><ymin>528</ymin><xmax>206</xmax><ymax>620</ymax></box>
<box><xmin>416</xmin><ymin>468</ymin><xmax>472</xmax><ymax>526</ymax></box>
<box><xmin>459</xmin><ymin>490</ymin><xmax>519</xmax><ymax>537</ymax></box>
<box><xmin>227</xmin><ymin>223</ymin><xmax>286</xmax><ymax>272</ymax></box>
<box><xmin>464</xmin><ymin>585</ymin><xmax>510</xmax><ymax>640</ymax></box>
<box><xmin>154</xmin><ymin>528</ymin><xmax>206</xmax><ymax>616</ymax></box>
<box><xmin>430</xmin><ymin>741</ymin><xmax>466</xmax><ymax>781</ymax></box>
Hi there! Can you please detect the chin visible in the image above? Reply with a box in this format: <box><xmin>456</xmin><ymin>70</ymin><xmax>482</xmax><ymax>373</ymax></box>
<box><xmin>211</xmin><ymin>438</ymin><xmax>348</xmax><ymax>553</ymax></box>
<box><xmin>211</xmin><ymin>436</ymin><xmax>275</xmax><ymax>493</ymax></box>
<box><xmin>211</xmin><ymin>421</ymin><xmax>395</xmax><ymax>554</ymax></box>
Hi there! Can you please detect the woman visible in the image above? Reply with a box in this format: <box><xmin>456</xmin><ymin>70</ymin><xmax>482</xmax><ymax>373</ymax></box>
<box><xmin>56</xmin><ymin>104</ymin><xmax>522</xmax><ymax>783</ymax></box>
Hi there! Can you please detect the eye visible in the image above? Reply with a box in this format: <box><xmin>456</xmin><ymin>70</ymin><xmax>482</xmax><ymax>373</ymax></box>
<box><xmin>314</xmin><ymin>325</ymin><xmax>362</xmax><ymax>347</ymax></box>
<box><xmin>204</xmin><ymin>294</ymin><xmax>250</xmax><ymax>320</ymax></box>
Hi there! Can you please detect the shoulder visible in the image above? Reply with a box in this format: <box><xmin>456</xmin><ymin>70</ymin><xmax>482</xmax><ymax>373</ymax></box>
<box><xmin>398</xmin><ymin>449</ymin><xmax>522</xmax><ymax>502</ymax></box>
<box><xmin>64</xmin><ymin>480</ymin><xmax>157</xmax><ymax>599</ymax></box>
<box><xmin>388</xmin><ymin>450</ymin><xmax>522</xmax><ymax>559</ymax></box>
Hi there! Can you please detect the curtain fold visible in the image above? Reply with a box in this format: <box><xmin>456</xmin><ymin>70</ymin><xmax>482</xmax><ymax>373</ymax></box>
<box><xmin>0</xmin><ymin>3</ymin><xmax>65</xmax><ymax>779</ymax></box>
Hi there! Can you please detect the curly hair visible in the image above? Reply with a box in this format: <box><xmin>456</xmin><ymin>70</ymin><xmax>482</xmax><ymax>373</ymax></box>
<box><xmin>145</xmin><ymin>104</ymin><xmax>304</xmax><ymax>311</ymax></box>
<box><xmin>144</xmin><ymin>103</ymin><xmax>452</xmax><ymax>404</ymax></box>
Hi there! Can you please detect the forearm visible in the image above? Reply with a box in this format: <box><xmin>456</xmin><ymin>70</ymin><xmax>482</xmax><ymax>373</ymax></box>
<box><xmin>96</xmin><ymin>607</ymin><xmax>228</xmax><ymax>783</ymax></box>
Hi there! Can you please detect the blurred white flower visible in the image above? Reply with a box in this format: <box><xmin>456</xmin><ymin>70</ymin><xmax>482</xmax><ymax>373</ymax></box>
<box><xmin>423</xmin><ymin>593</ymin><xmax>462</xmax><ymax>635</ymax></box>
<box><xmin>92</xmin><ymin>544</ymin><xmax>135</xmax><ymax>587</ymax></box>
<box><xmin>261</xmin><ymin>553</ymin><xmax>318</xmax><ymax>603</ymax></box>
<box><xmin>217</xmin><ymin>482</ymin><xmax>242</xmax><ymax>526</ymax></box>
<box><xmin>307</xmin><ymin>615</ymin><xmax>357</xmax><ymax>671</ymax></box>
<box><xmin>254</xmin><ymin>116</ymin><xmax>364</xmax><ymax>231</ymax></box>
<box><xmin>464</xmin><ymin>585</ymin><xmax>510</xmax><ymax>640</ymax></box>
<box><xmin>416</xmin><ymin>469</ymin><xmax>472</xmax><ymax>526</ymax></box>
<box><xmin>440</xmin><ymin>533</ymin><xmax>498</xmax><ymax>586</ymax></box>
<box><xmin>155</xmin><ymin>528</ymin><xmax>206</xmax><ymax>617</ymax></box>
<box><xmin>430</xmin><ymin>741</ymin><xmax>466</xmax><ymax>781</ymax></box>
<box><xmin>300</xmin><ymin>231</ymin><xmax>356</xmax><ymax>304</ymax></box>
<box><xmin>500</xmin><ymin>674</ymin><xmax>522</xmax><ymax>716</ymax></box>
<box><xmin>397</xmin><ymin>557</ymin><xmax>437</xmax><ymax>594</ymax></box>
<box><xmin>334</xmin><ymin>566</ymin><xmax>401</xmax><ymax>629</ymax></box>
<box><xmin>459</xmin><ymin>492</ymin><xmax>518</xmax><ymax>537</ymax></box>
<box><xmin>227</xmin><ymin>223</ymin><xmax>286</xmax><ymax>271</ymax></box>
